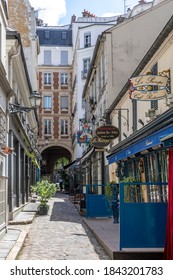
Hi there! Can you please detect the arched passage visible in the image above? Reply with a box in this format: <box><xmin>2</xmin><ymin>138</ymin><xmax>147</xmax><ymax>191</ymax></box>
<box><xmin>40</xmin><ymin>145</ymin><xmax>72</xmax><ymax>181</ymax></box>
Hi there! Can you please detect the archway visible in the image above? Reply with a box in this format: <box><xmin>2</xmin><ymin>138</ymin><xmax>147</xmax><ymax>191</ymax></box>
<box><xmin>40</xmin><ymin>145</ymin><xmax>72</xmax><ymax>182</ymax></box>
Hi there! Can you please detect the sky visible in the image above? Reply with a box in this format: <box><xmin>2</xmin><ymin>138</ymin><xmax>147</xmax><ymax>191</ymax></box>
<box><xmin>29</xmin><ymin>0</ymin><xmax>139</xmax><ymax>26</ymax></box>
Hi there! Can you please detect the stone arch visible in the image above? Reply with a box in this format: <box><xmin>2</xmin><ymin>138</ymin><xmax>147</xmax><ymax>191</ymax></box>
<box><xmin>40</xmin><ymin>144</ymin><xmax>72</xmax><ymax>180</ymax></box>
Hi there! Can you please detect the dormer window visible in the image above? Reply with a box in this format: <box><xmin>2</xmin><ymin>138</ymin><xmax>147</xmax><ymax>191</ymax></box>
<box><xmin>84</xmin><ymin>33</ymin><xmax>91</xmax><ymax>48</ymax></box>
<box><xmin>62</xmin><ymin>32</ymin><xmax>67</xmax><ymax>39</ymax></box>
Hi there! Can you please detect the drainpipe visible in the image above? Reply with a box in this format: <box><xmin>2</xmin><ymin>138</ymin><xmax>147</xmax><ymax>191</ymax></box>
<box><xmin>9</xmin><ymin>45</ymin><xmax>21</xmax><ymax>88</ymax></box>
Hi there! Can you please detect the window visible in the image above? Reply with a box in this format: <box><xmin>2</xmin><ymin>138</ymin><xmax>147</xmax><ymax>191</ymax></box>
<box><xmin>60</xmin><ymin>50</ymin><xmax>68</xmax><ymax>65</ymax></box>
<box><xmin>82</xmin><ymin>58</ymin><xmax>90</xmax><ymax>78</ymax></box>
<box><xmin>45</xmin><ymin>31</ymin><xmax>50</xmax><ymax>39</ymax></box>
<box><xmin>44</xmin><ymin>119</ymin><xmax>52</xmax><ymax>135</ymax></box>
<box><xmin>84</xmin><ymin>33</ymin><xmax>91</xmax><ymax>48</ymax></box>
<box><xmin>83</xmin><ymin>58</ymin><xmax>90</xmax><ymax>74</ymax></box>
<box><xmin>61</xmin><ymin>32</ymin><xmax>67</xmax><ymax>39</ymax></box>
<box><xmin>60</xmin><ymin>73</ymin><xmax>68</xmax><ymax>85</ymax></box>
<box><xmin>61</xmin><ymin>96</ymin><xmax>68</xmax><ymax>110</ymax></box>
<box><xmin>44</xmin><ymin>50</ymin><xmax>52</xmax><ymax>65</ymax></box>
<box><xmin>44</xmin><ymin>96</ymin><xmax>52</xmax><ymax>109</ymax></box>
<box><xmin>61</xmin><ymin>120</ymin><xmax>68</xmax><ymax>135</ymax></box>
<box><xmin>44</xmin><ymin>73</ymin><xmax>51</xmax><ymax>85</ymax></box>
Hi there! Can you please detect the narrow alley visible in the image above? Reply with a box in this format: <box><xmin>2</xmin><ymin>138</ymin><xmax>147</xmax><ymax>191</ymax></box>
<box><xmin>17</xmin><ymin>192</ymin><xmax>110</xmax><ymax>260</ymax></box>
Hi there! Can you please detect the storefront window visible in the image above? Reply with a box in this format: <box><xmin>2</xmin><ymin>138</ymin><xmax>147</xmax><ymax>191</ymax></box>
<box><xmin>146</xmin><ymin>153</ymin><xmax>157</xmax><ymax>182</ymax></box>
<box><xmin>157</xmin><ymin>149</ymin><xmax>168</xmax><ymax>182</ymax></box>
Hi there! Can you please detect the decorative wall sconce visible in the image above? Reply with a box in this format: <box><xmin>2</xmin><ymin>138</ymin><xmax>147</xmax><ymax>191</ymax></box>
<box><xmin>9</xmin><ymin>91</ymin><xmax>41</xmax><ymax>114</ymax></box>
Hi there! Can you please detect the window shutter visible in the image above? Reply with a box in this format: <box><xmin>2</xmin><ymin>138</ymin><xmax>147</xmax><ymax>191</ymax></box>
<box><xmin>44</xmin><ymin>50</ymin><xmax>51</xmax><ymax>65</ymax></box>
<box><xmin>61</xmin><ymin>51</ymin><xmax>68</xmax><ymax>65</ymax></box>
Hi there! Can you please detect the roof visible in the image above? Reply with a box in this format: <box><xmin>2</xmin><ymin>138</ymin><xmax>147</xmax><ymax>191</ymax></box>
<box><xmin>36</xmin><ymin>26</ymin><xmax>72</xmax><ymax>46</ymax></box>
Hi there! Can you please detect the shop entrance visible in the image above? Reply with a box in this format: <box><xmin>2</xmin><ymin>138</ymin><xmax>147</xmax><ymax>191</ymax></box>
<box><xmin>119</xmin><ymin>182</ymin><xmax>168</xmax><ymax>249</ymax></box>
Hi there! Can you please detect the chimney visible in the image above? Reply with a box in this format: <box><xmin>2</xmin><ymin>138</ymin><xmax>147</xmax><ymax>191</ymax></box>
<box><xmin>82</xmin><ymin>9</ymin><xmax>95</xmax><ymax>18</ymax></box>
<box><xmin>71</xmin><ymin>14</ymin><xmax>76</xmax><ymax>23</ymax></box>
<box><xmin>138</xmin><ymin>0</ymin><xmax>147</xmax><ymax>4</ymax></box>
<box><xmin>117</xmin><ymin>16</ymin><xmax>125</xmax><ymax>24</ymax></box>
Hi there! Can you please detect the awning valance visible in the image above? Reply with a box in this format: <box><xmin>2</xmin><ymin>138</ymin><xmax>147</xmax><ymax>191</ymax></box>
<box><xmin>107</xmin><ymin>125</ymin><xmax>173</xmax><ymax>164</ymax></box>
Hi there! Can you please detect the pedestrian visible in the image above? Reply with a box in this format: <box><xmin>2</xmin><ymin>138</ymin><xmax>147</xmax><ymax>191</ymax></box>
<box><xmin>59</xmin><ymin>178</ymin><xmax>63</xmax><ymax>191</ymax></box>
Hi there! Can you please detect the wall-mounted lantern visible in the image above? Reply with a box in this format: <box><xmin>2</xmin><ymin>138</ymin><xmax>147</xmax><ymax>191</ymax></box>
<box><xmin>9</xmin><ymin>91</ymin><xmax>41</xmax><ymax>114</ymax></box>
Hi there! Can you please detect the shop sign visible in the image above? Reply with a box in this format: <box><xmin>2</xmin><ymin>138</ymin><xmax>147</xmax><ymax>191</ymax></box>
<box><xmin>129</xmin><ymin>75</ymin><xmax>168</xmax><ymax>101</ymax></box>
<box><xmin>90</xmin><ymin>136</ymin><xmax>110</xmax><ymax>148</ymax></box>
<box><xmin>96</xmin><ymin>125</ymin><xmax>119</xmax><ymax>140</ymax></box>
<box><xmin>77</xmin><ymin>131</ymin><xmax>89</xmax><ymax>144</ymax></box>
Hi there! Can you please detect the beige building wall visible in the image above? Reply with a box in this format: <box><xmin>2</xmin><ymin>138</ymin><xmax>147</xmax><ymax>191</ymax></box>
<box><xmin>106</xmin><ymin>0</ymin><xmax>173</xmax><ymax>107</ymax></box>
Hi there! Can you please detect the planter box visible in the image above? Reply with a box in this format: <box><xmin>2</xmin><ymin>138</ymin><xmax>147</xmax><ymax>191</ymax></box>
<box><xmin>38</xmin><ymin>205</ymin><xmax>49</xmax><ymax>215</ymax></box>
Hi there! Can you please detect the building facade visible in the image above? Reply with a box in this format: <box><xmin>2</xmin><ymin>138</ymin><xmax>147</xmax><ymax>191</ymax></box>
<box><xmin>81</xmin><ymin>0</ymin><xmax>173</xmax><ymax>187</ymax></box>
<box><xmin>0</xmin><ymin>0</ymin><xmax>11</xmax><ymax>238</ymax></box>
<box><xmin>71</xmin><ymin>11</ymin><xmax>118</xmax><ymax>160</ymax></box>
<box><xmin>6</xmin><ymin>0</ymin><xmax>40</xmax><ymax>220</ymax></box>
<box><xmin>36</xmin><ymin>24</ymin><xmax>73</xmax><ymax>180</ymax></box>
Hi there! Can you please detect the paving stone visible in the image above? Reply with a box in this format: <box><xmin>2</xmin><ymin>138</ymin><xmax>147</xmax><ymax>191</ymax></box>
<box><xmin>18</xmin><ymin>192</ymin><xmax>110</xmax><ymax>260</ymax></box>
<box><xmin>23</xmin><ymin>203</ymin><xmax>40</xmax><ymax>212</ymax></box>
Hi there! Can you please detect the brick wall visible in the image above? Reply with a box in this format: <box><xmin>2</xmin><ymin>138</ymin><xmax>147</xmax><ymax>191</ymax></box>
<box><xmin>8</xmin><ymin>0</ymin><xmax>31</xmax><ymax>47</ymax></box>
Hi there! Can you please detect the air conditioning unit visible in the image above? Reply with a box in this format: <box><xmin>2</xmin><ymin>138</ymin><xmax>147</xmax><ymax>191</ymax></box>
<box><xmin>166</xmin><ymin>93</ymin><xmax>173</xmax><ymax>107</ymax></box>
<box><xmin>145</xmin><ymin>108</ymin><xmax>159</xmax><ymax>121</ymax></box>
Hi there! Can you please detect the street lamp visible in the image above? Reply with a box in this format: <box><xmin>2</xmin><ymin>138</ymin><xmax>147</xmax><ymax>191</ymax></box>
<box><xmin>9</xmin><ymin>91</ymin><xmax>41</xmax><ymax>114</ymax></box>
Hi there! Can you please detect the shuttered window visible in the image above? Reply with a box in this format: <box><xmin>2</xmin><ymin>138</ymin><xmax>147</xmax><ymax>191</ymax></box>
<box><xmin>60</xmin><ymin>51</ymin><xmax>68</xmax><ymax>65</ymax></box>
<box><xmin>44</xmin><ymin>50</ymin><xmax>51</xmax><ymax>65</ymax></box>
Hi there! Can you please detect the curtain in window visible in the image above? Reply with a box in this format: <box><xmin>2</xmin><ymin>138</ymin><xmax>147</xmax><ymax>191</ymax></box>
<box><xmin>163</xmin><ymin>148</ymin><xmax>173</xmax><ymax>259</ymax></box>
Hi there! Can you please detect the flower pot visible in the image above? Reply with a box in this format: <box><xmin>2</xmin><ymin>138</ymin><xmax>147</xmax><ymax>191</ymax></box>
<box><xmin>38</xmin><ymin>205</ymin><xmax>49</xmax><ymax>215</ymax></box>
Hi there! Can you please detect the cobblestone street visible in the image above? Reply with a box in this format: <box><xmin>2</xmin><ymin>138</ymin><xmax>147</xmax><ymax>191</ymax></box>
<box><xmin>17</xmin><ymin>192</ymin><xmax>110</xmax><ymax>260</ymax></box>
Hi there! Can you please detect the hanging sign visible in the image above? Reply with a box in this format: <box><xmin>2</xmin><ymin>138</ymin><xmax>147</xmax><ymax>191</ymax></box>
<box><xmin>77</xmin><ymin>131</ymin><xmax>89</xmax><ymax>144</ymax></box>
<box><xmin>96</xmin><ymin>125</ymin><xmax>119</xmax><ymax>140</ymax></box>
<box><xmin>129</xmin><ymin>75</ymin><xmax>168</xmax><ymax>101</ymax></box>
<box><xmin>90</xmin><ymin>136</ymin><xmax>110</xmax><ymax>148</ymax></box>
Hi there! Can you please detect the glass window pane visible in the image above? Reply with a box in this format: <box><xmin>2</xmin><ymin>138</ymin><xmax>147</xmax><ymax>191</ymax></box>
<box><xmin>60</xmin><ymin>73</ymin><xmax>68</xmax><ymax>84</ymax></box>
<box><xmin>44</xmin><ymin>96</ymin><xmax>52</xmax><ymax>109</ymax></box>
<box><xmin>44</xmin><ymin>120</ymin><xmax>51</xmax><ymax>134</ymax></box>
<box><xmin>61</xmin><ymin>120</ymin><xmax>68</xmax><ymax>135</ymax></box>
<box><xmin>44</xmin><ymin>73</ymin><xmax>51</xmax><ymax>85</ymax></box>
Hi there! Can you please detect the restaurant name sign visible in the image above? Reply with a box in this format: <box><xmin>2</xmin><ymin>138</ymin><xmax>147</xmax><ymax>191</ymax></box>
<box><xmin>96</xmin><ymin>125</ymin><xmax>119</xmax><ymax>140</ymax></box>
<box><xmin>90</xmin><ymin>136</ymin><xmax>110</xmax><ymax>148</ymax></box>
<box><xmin>129</xmin><ymin>75</ymin><xmax>168</xmax><ymax>101</ymax></box>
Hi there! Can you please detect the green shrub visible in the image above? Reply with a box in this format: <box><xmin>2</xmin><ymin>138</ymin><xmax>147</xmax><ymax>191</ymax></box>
<box><xmin>32</xmin><ymin>180</ymin><xmax>56</xmax><ymax>206</ymax></box>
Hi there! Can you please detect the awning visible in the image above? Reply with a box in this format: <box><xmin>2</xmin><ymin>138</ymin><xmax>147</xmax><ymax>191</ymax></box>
<box><xmin>160</xmin><ymin>133</ymin><xmax>173</xmax><ymax>147</ymax></box>
<box><xmin>107</xmin><ymin>125</ymin><xmax>173</xmax><ymax>164</ymax></box>
<box><xmin>80</xmin><ymin>147</ymin><xmax>95</xmax><ymax>163</ymax></box>
<box><xmin>63</xmin><ymin>160</ymin><xmax>77</xmax><ymax>170</ymax></box>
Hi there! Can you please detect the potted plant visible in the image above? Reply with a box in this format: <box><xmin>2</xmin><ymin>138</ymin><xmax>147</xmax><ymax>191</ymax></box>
<box><xmin>121</xmin><ymin>176</ymin><xmax>138</xmax><ymax>202</ymax></box>
<box><xmin>32</xmin><ymin>180</ymin><xmax>57</xmax><ymax>215</ymax></box>
<box><xmin>105</xmin><ymin>181</ymin><xmax>119</xmax><ymax>223</ymax></box>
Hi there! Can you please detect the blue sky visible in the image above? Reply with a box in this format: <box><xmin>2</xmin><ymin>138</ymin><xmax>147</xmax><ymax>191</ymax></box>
<box><xmin>29</xmin><ymin>0</ymin><xmax>139</xmax><ymax>26</ymax></box>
